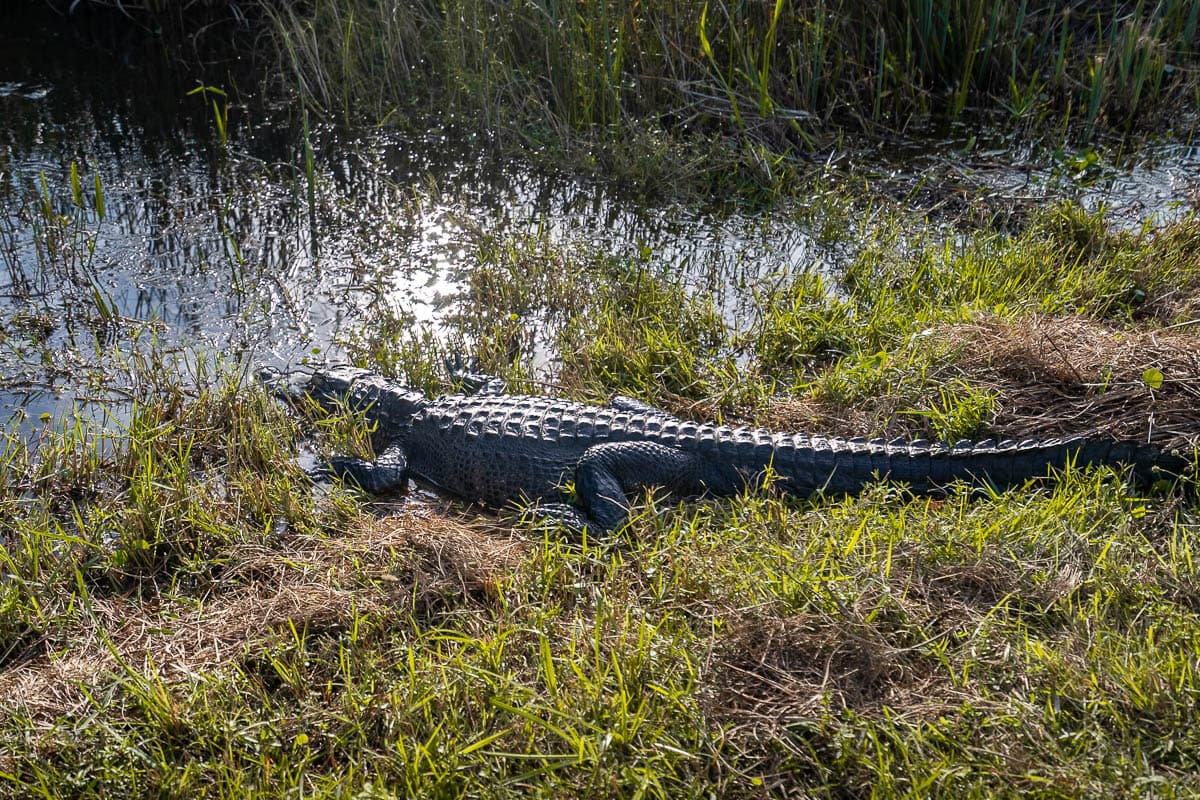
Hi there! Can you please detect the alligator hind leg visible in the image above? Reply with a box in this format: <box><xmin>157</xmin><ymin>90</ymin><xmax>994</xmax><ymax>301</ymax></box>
<box><xmin>573</xmin><ymin>441</ymin><xmax>704</xmax><ymax>533</ymax></box>
<box><xmin>322</xmin><ymin>443</ymin><xmax>411</xmax><ymax>494</ymax></box>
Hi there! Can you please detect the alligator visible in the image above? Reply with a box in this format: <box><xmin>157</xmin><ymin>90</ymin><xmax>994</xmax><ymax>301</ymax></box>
<box><xmin>261</xmin><ymin>365</ymin><xmax>1189</xmax><ymax>534</ymax></box>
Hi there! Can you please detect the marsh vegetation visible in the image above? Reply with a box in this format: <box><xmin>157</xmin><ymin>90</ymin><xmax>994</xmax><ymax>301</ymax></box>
<box><xmin>1</xmin><ymin>1</ymin><xmax>1199</xmax><ymax>797</ymax></box>
<box><xmin>269</xmin><ymin>0</ymin><xmax>1200</xmax><ymax>191</ymax></box>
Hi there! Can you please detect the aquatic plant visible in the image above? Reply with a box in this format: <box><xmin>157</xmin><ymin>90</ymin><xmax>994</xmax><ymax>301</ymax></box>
<box><xmin>265</xmin><ymin>0</ymin><xmax>1200</xmax><ymax>183</ymax></box>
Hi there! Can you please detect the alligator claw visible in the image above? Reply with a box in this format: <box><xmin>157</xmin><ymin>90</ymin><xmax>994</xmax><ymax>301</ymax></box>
<box><xmin>318</xmin><ymin>456</ymin><xmax>408</xmax><ymax>494</ymax></box>
<box><xmin>522</xmin><ymin>502</ymin><xmax>600</xmax><ymax>538</ymax></box>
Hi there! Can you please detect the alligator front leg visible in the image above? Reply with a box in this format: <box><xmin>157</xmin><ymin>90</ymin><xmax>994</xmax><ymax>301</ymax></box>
<box><xmin>322</xmin><ymin>442</ymin><xmax>411</xmax><ymax>494</ymax></box>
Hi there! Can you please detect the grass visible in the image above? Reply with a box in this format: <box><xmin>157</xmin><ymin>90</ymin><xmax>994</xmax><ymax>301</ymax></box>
<box><xmin>261</xmin><ymin>0</ymin><xmax>1200</xmax><ymax>192</ymax></box>
<box><xmin>3</xmin><ymin>56</ymin><xmax>1200</xmax><ymax>796</ymax></box>
<box><xmin>0</xmin><ymin>369</ymin><xmax>1197</xmax><ymax>796</ymax></box>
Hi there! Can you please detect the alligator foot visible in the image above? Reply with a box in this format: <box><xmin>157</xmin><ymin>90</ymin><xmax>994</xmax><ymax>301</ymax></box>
<box><xmin>317</xmin><ymin>443</ymin><xmax>410</xmax><ymax>494</ymax></box>
<box><xmin>445</xmin><ymin>355</ymin><xmax>507</xmax><ymax>395</ymax></box>
<box><xmin>519</xmin><ymin>502</ymin><xmax>606</xmax><ymax>538</ymax></box>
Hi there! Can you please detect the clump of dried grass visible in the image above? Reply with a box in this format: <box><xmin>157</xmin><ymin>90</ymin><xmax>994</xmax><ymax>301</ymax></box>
<box><xmin>764</xmin><ymin>315</ymin><xmax>1200</xmax><ymax>448</ymax></box>
<box><xmin>711</xmin><ymin>613</ymin><xmax>907</xmax><ymax>721</ymax></box>
<box><xmin>0</xmin><ymin>514</ymin><xmax>526</xmax><ymax>724</ymax></box>
<box><xmin>758</xmin><ymin>392</ymin><xmax>917</xmax><ymax>440</ymax></box>
<box><xmin>364</xmin><ymin>512</ymin><xmax>528</xmax><ymax>611</ymax></box>
<box><xmin>704</xmin><ymin>605</ymin><xmax>966</xmax><ymax>771</ymax></box>
<box><xmin>939</xmin><ymin>315</ymin><xmax>1200</xmax><ymax>446</ymax></box>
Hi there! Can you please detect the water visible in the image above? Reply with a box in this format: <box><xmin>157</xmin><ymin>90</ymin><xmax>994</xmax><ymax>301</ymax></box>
<box><xmin>1</xmin><ymin>10</ymin><xmax>1196</xmax><ymax>434</ymax></box>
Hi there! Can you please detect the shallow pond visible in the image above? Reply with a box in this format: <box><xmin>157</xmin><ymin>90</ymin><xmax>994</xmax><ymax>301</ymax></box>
<box><xmin>1</xmin><ymin>10</ymin><xmax>1197</xmax><ymax>435</ymax></box>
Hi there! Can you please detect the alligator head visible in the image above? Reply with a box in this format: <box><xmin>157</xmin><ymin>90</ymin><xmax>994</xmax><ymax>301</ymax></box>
<box><xmin>258</xmin><ymin>364</ymin><xmax>428</xmax><ymax>427</ymax></box>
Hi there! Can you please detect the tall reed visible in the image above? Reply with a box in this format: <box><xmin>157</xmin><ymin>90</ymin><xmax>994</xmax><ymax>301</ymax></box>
<box><xmin>264</xmin><ymin>0</ymin><xmax>1200</xmax><ymax>161</ymax></box>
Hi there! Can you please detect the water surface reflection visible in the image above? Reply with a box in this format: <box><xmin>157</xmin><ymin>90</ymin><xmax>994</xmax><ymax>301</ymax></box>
<box><xmin>1</xmin><ymin>11</ymin><xmax>1196</xmax><ymax>435</ymax></box>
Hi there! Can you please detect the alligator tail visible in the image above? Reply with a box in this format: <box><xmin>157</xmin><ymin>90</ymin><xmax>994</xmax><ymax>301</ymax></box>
<box><xmin>779</xmin><ymin>435</ymin><xmax>1191</xmax><ymax>496</ymax></box>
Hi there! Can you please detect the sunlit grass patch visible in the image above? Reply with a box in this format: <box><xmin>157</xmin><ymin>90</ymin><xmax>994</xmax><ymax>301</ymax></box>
<box><xmin>746</xmin><ymin>205</ymin><xmax>1200</xmax><ymax>439</ymax></box>
<box><xmin>344</xmin><ymin>227</ymin><xmax>753</xmax><ymax>413</ymax></box>
<box><xmin>840</xmin><ymin>203</ymin><xmax>1200</xmax><ymax>325</ymax></box>
<box><xmin>557</xmin><ymin>263</ymin><xmax>741</xmax><ymax>411</ymax></box>
<box><xmin>0</xmin><ymin>359</ymin><xmax>1196</xmax><ymax>796</ymax></box>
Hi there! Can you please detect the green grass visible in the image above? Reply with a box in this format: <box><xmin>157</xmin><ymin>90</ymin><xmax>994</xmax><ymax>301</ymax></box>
<box><xmin>263</xmin><ymin>0</ymin><xmax>1200</xmax><ymax>190</ymax></box>
<box><xmin>1</xmin><ymin>376</ymin><xmax>1197</xmax><ymax>796</ymax></box>
<box><xmin>3</xmin><ymin>165</ymin><xmax>1200</xmax><ymax>796</ymax></box>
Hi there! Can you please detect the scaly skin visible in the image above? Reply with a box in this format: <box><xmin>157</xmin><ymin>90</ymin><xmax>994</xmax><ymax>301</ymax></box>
<box><xmin>261</xmin><ymin>365</ymin><xmax>1188</xmax><ymax>533</ymax></box>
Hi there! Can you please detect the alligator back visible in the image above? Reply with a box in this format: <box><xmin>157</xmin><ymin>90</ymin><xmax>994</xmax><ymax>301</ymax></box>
<box><xmin>402</xmin><ymin>394</ymin><xmax>687</xmax><ymax>506</ymax></box>
<box><xmin>393</xmin><ymin>393</ymin><xmax>1184</xmax><ymax>508</ymax></box>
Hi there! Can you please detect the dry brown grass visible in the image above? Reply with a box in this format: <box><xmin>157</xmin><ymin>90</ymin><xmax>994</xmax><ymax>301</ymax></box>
<box><xmin>942</xmin><ymin>315</ymin><xmax>1200</xmax><ymax>445</ymax></box>
<box><xmin>704</xmin><ymin>545</ymin><xmax>1043</xmax><ymax>738</ymax></box>
<box><xmin>762</xmin><ymin>315</ymin><xmax>1200</xmax><ymax>447</ymax></box>
<box><xmin>703</xmin><ymin>601</ymin><xmax>975</xmax><ymax>794</ymax></box>
<box><xmin>760</xmin><ymin>392</ymin><xmax>917</xmax><ymax>440</ymax></box>
<box><xmin>0</xmin><ymin>513</ymin><xmax>527</xmax><ymax>725</ymax></box>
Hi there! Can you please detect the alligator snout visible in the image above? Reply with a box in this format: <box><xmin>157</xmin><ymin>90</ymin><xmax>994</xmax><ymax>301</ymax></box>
<box><xmin>256</xmin><ymin>365</ymin><xmax>318</xmax><ymax>403</ymax></box>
